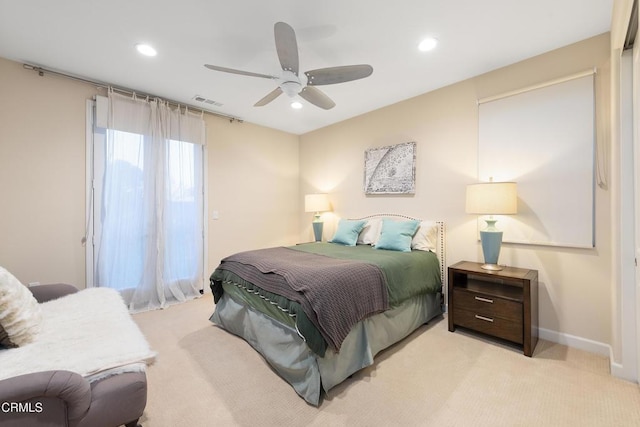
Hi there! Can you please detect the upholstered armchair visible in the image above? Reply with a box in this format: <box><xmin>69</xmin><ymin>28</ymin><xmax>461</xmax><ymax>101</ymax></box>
<box><xmin>0</xmin><ymin>280</ymin><xmax>151</xmax><ymax>427</ymax></box>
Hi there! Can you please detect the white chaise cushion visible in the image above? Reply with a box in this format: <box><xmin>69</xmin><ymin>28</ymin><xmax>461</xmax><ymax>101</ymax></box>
<box><xmin>0</xmin><ymin>287</ymin><xmax>156</xmax><ymax>381</ymax></box>
<box><xmin>0</xmin><ymin>266</ymin><xmax>42</xmax><ymax>348</ymax></box>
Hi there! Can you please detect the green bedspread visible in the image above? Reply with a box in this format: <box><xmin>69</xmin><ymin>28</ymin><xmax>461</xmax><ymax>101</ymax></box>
<box><xmin>291</xmin><ymin>243</ymin><xmax>441</xmax><ymax>304</ymax></box>
<box><xmin>210</xmin><ymin>243</ymin><xmax>441</xmax><ymax>357</ymax></box>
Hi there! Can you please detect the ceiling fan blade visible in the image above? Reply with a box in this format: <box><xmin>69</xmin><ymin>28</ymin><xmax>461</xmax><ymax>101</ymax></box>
<box><xmin>299</xmin><ymin>86</ymin><xmax>335</xmax><ymax>110</ymax></box>
<box><xmin>204</xmin><ymin>64</ymin><xmax>277</xmax><ymax>80</ymax></box>
<box><xmin>305</xmin><ymin>64</ymin><xmax>373</xmax><ymax>86</ymax></box>
<box><xmin>274</xmin><ymin>22</ymin><xmax>299</xmax><ymax>75</ymax></box>
<box><xmin>254</xmin><ymin>87</ymin><xmax>283</xmax><ymax>107</ymax></box>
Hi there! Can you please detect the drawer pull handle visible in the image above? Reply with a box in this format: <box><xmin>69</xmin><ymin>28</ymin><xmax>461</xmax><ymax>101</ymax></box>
<box><xmin>475</xmin><ymin>296</ymin><xmax>494</xmax><ymax>304</ymax></box>
<box><xmin>475</xmin><ymin>315</ymin><xmax>494</xmax><ymax>323</ymax></box>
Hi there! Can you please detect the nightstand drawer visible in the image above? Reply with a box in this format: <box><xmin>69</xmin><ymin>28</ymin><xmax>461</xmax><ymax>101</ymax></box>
<box><xmin>453</xmin><ymin>307</ymin><xmax>523</xmax><ymax>344</ymax></box>
<box><xmin>453</xmin><ymin>288</ymin><xmax>522</xmax><ymax>322</ymax></box>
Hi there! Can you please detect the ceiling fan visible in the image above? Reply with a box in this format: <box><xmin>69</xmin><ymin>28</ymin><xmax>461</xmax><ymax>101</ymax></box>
<box><xmin>204</xmin><ymin>22</ymin><xmax>373</xmax><ymax>110</ymax></box>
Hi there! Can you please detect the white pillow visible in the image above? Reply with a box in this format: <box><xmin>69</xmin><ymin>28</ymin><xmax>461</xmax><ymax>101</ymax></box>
<box><xmin>0</xmin><ymin>267</ymin><xmax>42</xmax><ymax>348</ymax></box>
<box><xmin>357</xmin><ymin>218</ymin><xmax>382</xmax><ymax>245</ymax></box>
<box><xmin>411</xmin><ymin>221</ymin><xmax>439</xmax><ymax>251</ymax></box>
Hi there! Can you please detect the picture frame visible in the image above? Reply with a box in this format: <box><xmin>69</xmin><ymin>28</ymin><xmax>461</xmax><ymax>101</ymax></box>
<box><xmin>364</xmin><ymin>141</ymin><xmax>416</xmax><ymax>194</ymax></box>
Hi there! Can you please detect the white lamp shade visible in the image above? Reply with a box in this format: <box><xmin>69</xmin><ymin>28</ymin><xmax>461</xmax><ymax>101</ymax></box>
<box><xmin>305</xmin><ymin>194</ymin><xmax>330</xmax><ymax>213</ymax></box>
<box><xmin>466</xmin><ymin>182</ymin><xmax>517</xmax><ymax>215</ymax></box>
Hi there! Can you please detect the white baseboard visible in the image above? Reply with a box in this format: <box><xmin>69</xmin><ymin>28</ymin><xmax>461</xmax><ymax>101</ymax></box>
<box><xmin>610</xmin><ymin>359</ymin><xmax>627</xmax><ymax>379</ymax></box>
<box><xmin>609</xmin><ymin>349</ymin><xmax>638</xmax><ymax>383</ymax></box>
<box><xmin>540</xmin><ymin>327</ymin><xmax>638</xmax><ymax>383</ymax></box>
<box><xmin>538</xmin><ymin>327</ymin><xmax>610</xmax><ymax>357</ymax></box>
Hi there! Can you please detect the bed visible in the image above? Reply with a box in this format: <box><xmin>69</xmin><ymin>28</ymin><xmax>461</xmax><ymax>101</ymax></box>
<box><xmin>209</xmin><ymin>214</ymin><xmax>445</xmax><ymax>406</ymax></box>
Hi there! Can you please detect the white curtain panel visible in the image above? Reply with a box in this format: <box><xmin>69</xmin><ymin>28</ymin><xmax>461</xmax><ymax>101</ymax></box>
<box><xmin>96</xmin><ymin>91</ymin><xmax>204</xmax><ymax>312</ymax></box>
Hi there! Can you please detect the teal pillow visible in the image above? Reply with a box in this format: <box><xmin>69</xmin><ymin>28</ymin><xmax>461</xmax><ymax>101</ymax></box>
<box><xmin>375</xmin><ymin>219</ymin><xmax>420</xmax><ymax>252</ymax></box>
<box><xmin>330</xmin><ymin>220</ymin><xmax>366</xmax><ymax>246</ymax></box>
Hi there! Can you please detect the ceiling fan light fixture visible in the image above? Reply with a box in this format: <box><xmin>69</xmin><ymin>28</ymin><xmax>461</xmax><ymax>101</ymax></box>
<box><xmin>135</xmin><ymin>43</ymin><xmax>157</xmax><ymax>57</ymax></box>
<box><xmin>418</xmin><ymin>37</ymin><xmax>438</xmax><ymax>52</ymax></box>
<box><xmin>291</xmin><ymin>101</ymin><xmax>303</xmax><ymax>109</ymax></box>
<box><xmin>281</xmin><ymin>80</ymin><xmax>302</xmax><ymax>97</ymax></box>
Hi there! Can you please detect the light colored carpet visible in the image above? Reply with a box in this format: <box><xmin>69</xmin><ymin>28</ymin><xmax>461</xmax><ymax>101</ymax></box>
<box><xmin>133</xmin><ymin>293</ymin><xmax>640</xmax><ymax>427</ymax></box>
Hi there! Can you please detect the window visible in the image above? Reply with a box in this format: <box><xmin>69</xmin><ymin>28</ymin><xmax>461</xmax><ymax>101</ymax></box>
<box><xmin>87</xmin><ymin>92</ymin><xmax>205</xmax><ymax>312</ymax></box>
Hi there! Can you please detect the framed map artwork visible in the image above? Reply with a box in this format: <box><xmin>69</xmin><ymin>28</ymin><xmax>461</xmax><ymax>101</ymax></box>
<box><xmin>364</xmin><ymin>141</ymin><xmax>416</xmax><ymax>194</ymax></box>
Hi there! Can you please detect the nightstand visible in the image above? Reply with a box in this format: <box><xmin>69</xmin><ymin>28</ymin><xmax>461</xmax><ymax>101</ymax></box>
<box><xmin>448</xmin><ymin>261</ymin><xmax>538</xmax><ymax>356</ymax></box>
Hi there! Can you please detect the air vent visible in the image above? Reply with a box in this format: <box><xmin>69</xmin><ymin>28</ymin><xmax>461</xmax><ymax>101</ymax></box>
<box><xmin>192</xmin><ymin>95</ymin><xmax>223</xmax><ymax>107</ymax></box>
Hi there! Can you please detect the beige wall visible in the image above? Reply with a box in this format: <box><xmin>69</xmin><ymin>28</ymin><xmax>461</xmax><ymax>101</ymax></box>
<box><xmin>0</xmin><ymin>32</ymin><xmax>621</xmax><ymax>356</ymax></box>
<box><xmin>206</xmin><ymin>117</ymin><xmax>300</xmax><ymax>267</ymax></box>
<box><xmin>0</xmin><ymin>58</ymin><xmax>93</xmax><ymax>287</ymax></box>
<box><xmin>299</xmin><ymin>34</ymin><xmax>613</xmax><ymax>348</ymax></box>
<box><xmin>0</xmin><ymin>56</ymin><xmax>300</xmax><ymax>289</ymax></box>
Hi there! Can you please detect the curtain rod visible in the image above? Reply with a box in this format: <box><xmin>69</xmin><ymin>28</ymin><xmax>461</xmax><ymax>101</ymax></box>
<box><xmin>22</xmin><ymin>63</ymin><xmax>243</xmax><ymax>123</ymax></box>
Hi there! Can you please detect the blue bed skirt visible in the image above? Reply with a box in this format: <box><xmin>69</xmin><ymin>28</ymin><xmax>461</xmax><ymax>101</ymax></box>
<box><xmin>210</xmin><ymin>291</ymin><xmax>442</xmax><ymax>406</ymax></box>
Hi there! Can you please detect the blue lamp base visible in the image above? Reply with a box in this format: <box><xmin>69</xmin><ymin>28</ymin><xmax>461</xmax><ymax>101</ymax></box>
<box><xmin>479</xmin><ymin>217</ymin><xmax>503</xmax><ymax>271</ymax></box>
<box><xmin>312</xmin><ymin>221</ymin><xmax>323</xmax><ymax>242</ymax></box>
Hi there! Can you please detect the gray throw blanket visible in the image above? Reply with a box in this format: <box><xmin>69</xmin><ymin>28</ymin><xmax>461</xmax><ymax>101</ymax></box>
<box><xmin>217</xmin><ymin>246</ymin><xmax>389</xmax><ymax>351</ymax></box>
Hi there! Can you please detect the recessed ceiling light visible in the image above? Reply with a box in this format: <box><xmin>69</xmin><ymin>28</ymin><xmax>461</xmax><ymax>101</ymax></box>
<box><xmin>135</xmin><ymin>43</ymin><xmax>157</xmax><ymax>57</ymax></box>
<box><xmin>418</xmin><ymin>37</ymin><xmax>438</xmax><ymax>52</ymax></box>
<box><xmin>291</xmin><ymin>101</ymin><xmax>303</xmax><ymax>109</ymax></box>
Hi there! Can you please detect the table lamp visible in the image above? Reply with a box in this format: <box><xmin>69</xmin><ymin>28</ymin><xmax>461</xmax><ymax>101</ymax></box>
<box><xmin>305</xmin><ymin>194</ymin><xmax>331</xmax><ymax>242</ymax></box>
<box><xmin>466</xmin><ymin>180</ymin><xmax>517</xmax><ymax>271</ymax></box>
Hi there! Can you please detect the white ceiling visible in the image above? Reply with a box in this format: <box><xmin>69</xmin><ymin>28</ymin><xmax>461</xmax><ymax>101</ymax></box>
<box><xmin>0</xmin><ymin>0</ymin><xmax>612</xmax><ymax>135</ymax></box>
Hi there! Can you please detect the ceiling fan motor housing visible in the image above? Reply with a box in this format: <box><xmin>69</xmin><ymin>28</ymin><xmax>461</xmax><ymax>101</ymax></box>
<box><xmin>280</xmin><ymin>70</ymin><xmax>305</xmax><ymax>97</ymax></box>
<box><xmin>280</xmin><ymin>80</ymin><xmax>301</xmax><ymax>97</ymax></box>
